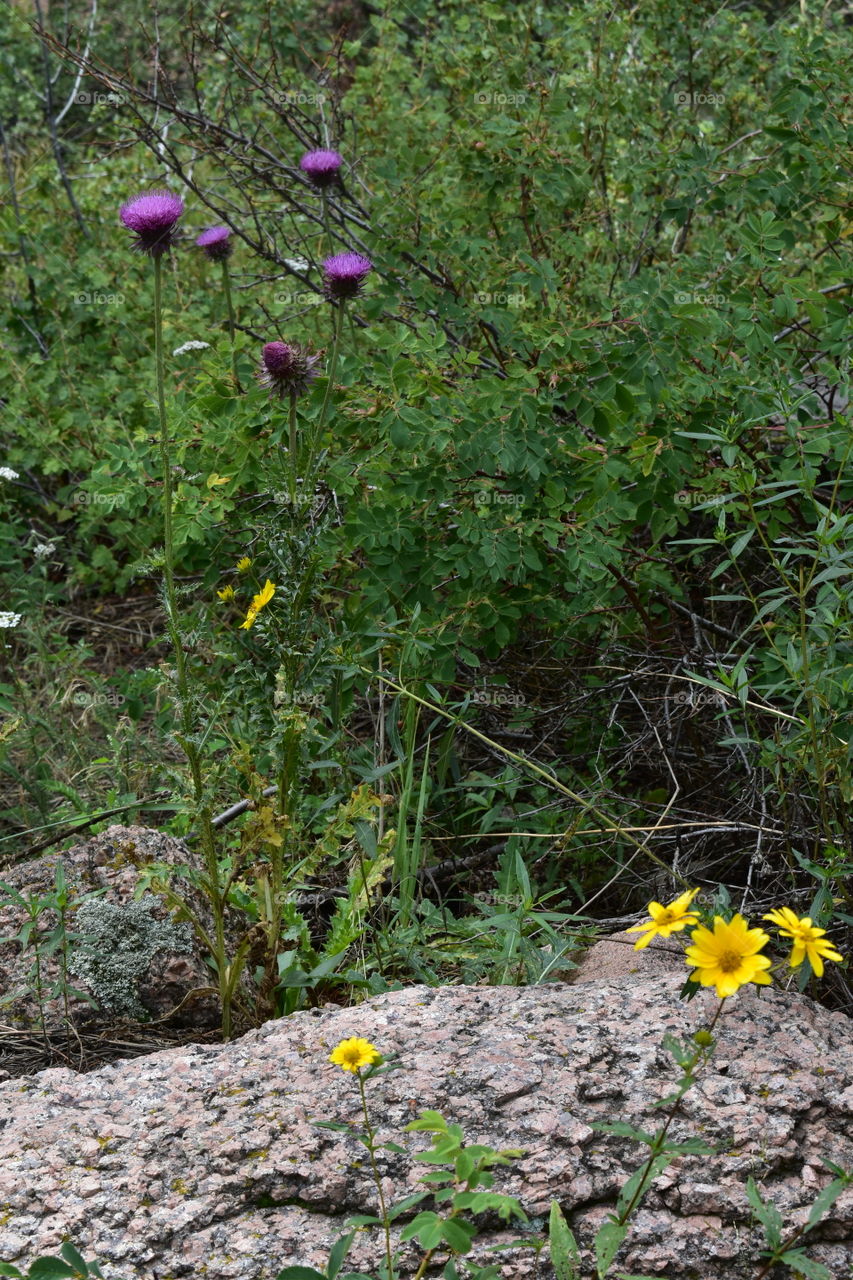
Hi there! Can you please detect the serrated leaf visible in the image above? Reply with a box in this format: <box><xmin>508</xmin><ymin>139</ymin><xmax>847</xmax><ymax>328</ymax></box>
<box><xmin>592</xmin><ymin>1121</ymin><xmax>656</xmax><ymax>1144</ymax></box>
<box><xmin>746</xmin><ymin>1178</ymin><xmax>783</xmax><ymax>1249</ymax></box>
<box><xmin>778</xmin><ymin>1251</ymin><xmax>832</xmax><ymax>1280</ymax></box>
<box><xmin>595</xmin><ymin>1221</ymin><xmax>627</xmax><ymax>1277</ymax></box>
<box><xmin>806</xmin><ymin>1177</ymin><xmax>849</xmax><ymax>1230</ymax></box>
<box><xmin>441</xmin><ymin>1217</ymin><xmax>477</xmax><ymax>1253</ymax></box>
<box><xmin>549</xmin><ymin>1201</ymin><xmax>581</xmax><ymax>1280</ymax></box>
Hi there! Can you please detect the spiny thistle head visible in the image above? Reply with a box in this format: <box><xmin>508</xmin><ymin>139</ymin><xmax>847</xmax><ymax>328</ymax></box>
<box><xmin>322</xmin><ymin>252</ymin><xmax>373</xmax><ymax>301</ymax></box>
<box><xmin>120</xmin><ymin>189</ymin><xmax>184</xmax><ymax>256</ymax></box>
<box><xmin>300</xmin><ymin>149</ymin><xmax>343</xmax><ymax>188</ymax></box>
<box><xmin>195</xmin><ymin>225</ymin><xmax>233</xmax><ymax>261</ymax></box>
<box><xmin>257</xmin><ymin>341</ymin><xmax>320</xmax><ymax>399</ymax></box>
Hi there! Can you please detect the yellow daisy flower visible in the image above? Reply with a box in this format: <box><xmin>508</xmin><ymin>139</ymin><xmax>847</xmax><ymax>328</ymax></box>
<box><xmin>236</xmin><ymin>556</ymin><xmax>252</xmax><ymax>573</ymax></box>
<box><xmin>684</xmin><ymin>913</ymin><xmax>772</xmax><ymax>999</ymax></box>
<box><xmin>329</xmin><ymin>1037</ymin><xmax>381</xmax><ymax>1073</ymax></box>
<box><xmin>216</xmin><ymin>585</ymin><xmax>235</xmax><ymax>602</ymax></box>
<box><xmin>763</xmin><ymin>907</ymin><xmax>843</xmax><ymax>978</ymax></box>
<box><xmin>239</xmin><ymin>579</ymin><xmax>276</xmax><ymax>630</ymax></box>
<box><xmin>626</xmin><ymin>887</ymin><xmax>701</xmax><ymax>950</ymax></box>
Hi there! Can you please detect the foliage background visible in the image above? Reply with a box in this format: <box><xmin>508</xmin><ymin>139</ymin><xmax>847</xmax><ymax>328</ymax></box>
<box><xmin>0</xmin><ymin>0</ymin><xmax>850</xmax><ymax>1008</ymax></box>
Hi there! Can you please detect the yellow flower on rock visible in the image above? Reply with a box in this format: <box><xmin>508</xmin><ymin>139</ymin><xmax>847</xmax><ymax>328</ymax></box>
<box><xmin>626</xmin><ymin>887</ymin><xmax>701</xmax><ymax>950</ymax></box>
<box><xmin>685</xmin><ymin>913</ymin><xmax>772</xmax><ymax>998</ymax></box>
<box><xmin>236</xmin><ymin>556</ymin><xmax>252</xmax><ymax>573</ymax></box>
<box><xmin>763</xmin><ymin>907</ymin><xmax>843</xmax><ymax>978</ymax></box>
<box><xmin>216</xmin><ymin>585</ymin><xmax>235</xmax><ymax>602</ymax></box>
<box><xmin>239</xmin><ymin>579</ymin><xmax>275</xmax><ymax>630</ymax></box>
<box><xmin>329</xmin><ymin>1037</ymin><xmax>381</xmax><ymax>1073</ymax></box>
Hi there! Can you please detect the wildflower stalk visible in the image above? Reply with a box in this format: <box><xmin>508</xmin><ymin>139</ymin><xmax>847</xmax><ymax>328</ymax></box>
<box><xmin>613</xmin><ymin>1000</ymin><xmax>725</xmax><ymax>1230</ymax></box>
<box><xmin>355</xmin><ymin>1069</ymin><xmax>395</xmax><ymax>1280</ymax></box>
<box><xmin>321</xmin><ymin>189</ymin><xmax>333</xmax><ymax>254</ymax></box>
<box><xmin>317</xmin><ymin>298</ymin><xmax>345</xmax><ymax>445</ymax></box>
<box><xmin>152</xmin><ymin>254</ymin><xmax>232</xmax><ymax>1040</ymax></box>
<box><xmin>220</xmin><ymin>259</ymin><xmax>241</xmax><ymax>392</ymax></box>
<box><xmin>288</xmin><ymin>388</ymin><xmax>298</xmax><ymax>508</ymax></box>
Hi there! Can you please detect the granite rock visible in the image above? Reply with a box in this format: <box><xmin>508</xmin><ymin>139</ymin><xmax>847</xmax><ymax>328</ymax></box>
<box><xmin>0</xmin><ymin>825</ymin><xmax>254</xmax><ymax>1034</ymax></box>
<box><xmin>0</xmin><ymin>976</ymin><xmax>851</xmax><ymax>1279</ymax></box>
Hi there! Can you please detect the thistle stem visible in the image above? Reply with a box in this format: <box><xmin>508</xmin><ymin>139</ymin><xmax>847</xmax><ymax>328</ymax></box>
<box><xmin>153</xmin><ymin>254</ymin><xmax>231</xmax><ymax>1039</ymax></box>
<box><xmin>288</xmin><ymin>388</ymin><xmax>298</xmax><ymax>508</ymax></box>
<box><xmin>220</xmin><ymin>259</ymin><xmax>242</xmax><ymax>392</ymax></box>
<box><xmin>316</xmin><ymin>299</ymin><xmax>346</xmax><ymax>454</ymax></box>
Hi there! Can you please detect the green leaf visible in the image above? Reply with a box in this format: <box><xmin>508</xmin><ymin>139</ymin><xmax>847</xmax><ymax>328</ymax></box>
<box><xmin>441</xmin><ymin>1217</ymin><xmax>477</xmax><ymax>1253</ymax></box>
<box><xmin>273</xmin><ymin>1269</ymin><xmax>328</xmax><ymax>1280</ymax></box>
<box><xmin>400</xmin><ymin>1211</ymin><xmax>444</xmax><ymax>1249</ymax></box>
<box><xmin>326</xmin><ymin>1233</ymin><xmax>356</xmax><ymax>1280</ymax></box>
<box><xmin>595</xmin><ymin>1221</ymin><xmax>627</xmax><ymax>1277</ymax></box>
<box><xmin>592</xmin><ymin>1122</ymin><xmax>656</xmax><ymax>1144</ymax></box>
<box><xmin>805</xmin><ymin>1176</ymin><xmax>850</xmax><ymax>1231</ymax></box>
<box><xmin>386</xmin><ymin>1191</ymin><xmax>432</xmax><ymax>1220</ymax></box>
<box><xmin>549</xmin><ymin>1201</ymin><xmax>581</xmax><ymax>1280</ymax></box>
<box><xmin>406</xmin><ymin>1111</ymin><xmax>449</xmax><ymax>1132</ymax></box>
<box><xmin>25</xmin><ymin>1264</ymin><xmax>81</xmax><ymax>1280</ymax></box>
<box><xmin>746</xmin><ymin>1178</ymin><xmax>783</xmax><ymax>1249</ymax></box>
<box><xmin>778</xmin><ymin>1251</ymin><xmax>832</xmax><ymax>1280</ymax></box>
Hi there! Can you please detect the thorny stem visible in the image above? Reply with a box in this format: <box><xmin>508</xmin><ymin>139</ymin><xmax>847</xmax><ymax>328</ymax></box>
<box><xmin>153</xmin><ymin>255</ymin><xmax>231</xmax><ymax>1039</ymax></box>
<box><xmin>317</xmin><ymin>298</ymin><xmax>346</xmax><ymax>447</ymax></box>
<box><xmin>288</xmin><ymin>388</ymin><xmax>298</xmax><ymax>508</ymax></box>
<box><xmin>220</xmin><ymin>259</ymin><xmax>242</xmax><ymax>392</ymax></box>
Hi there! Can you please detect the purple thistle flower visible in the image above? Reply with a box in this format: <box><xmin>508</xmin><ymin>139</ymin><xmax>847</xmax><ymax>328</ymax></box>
<box><xmin>120</xmin><ymin>189</ymin><xmax>184</xmax><ymax>257</ymax></box>
<box><xmin>300</xmin><ymin>149</ymin><xmax>343</xmax><ymax>189</ymax></box>
<box><xmin>195</xmin><ymin>225</ymin><xmax>233</xmax><ymax>261</ymax></box>
<box><xmin>257</xmin><ymin>341</ymin><xmax>321</xmax><ymax>399</ymax></box>
<box><xmin>322</xmin><ymin>252</ymin><xmax>373</xmax><ymax>301</ymax></box>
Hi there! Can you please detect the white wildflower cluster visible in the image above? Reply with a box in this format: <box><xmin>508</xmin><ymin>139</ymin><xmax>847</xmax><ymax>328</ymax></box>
<box><xmin>0</xmin><ymin>467</ymin><xmax>20</xmax><ymax>482</ymax></box>
<box><xmin>0</xmin><ymin>612</ymin><xmax>22</xmax><ymax>629</ymax></box>
<box><xmin>172</xmin><ymin>340</ymin><xmax>211</xmax><ymax>356</ymax></box>
<box><xmin>32</xmin><ymin>541</ymin><xmax>57</xmax><ymax>560</ymax></box>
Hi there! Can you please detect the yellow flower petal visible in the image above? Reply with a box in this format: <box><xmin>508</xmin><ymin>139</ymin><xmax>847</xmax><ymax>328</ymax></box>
<box><xmin>329</xmin><ymin>1037</ymin><xmax>381</xmax><ymax>1073</ymax></box>
<box><xmin>626</xmin><ymin>887</ymin><xmax>701</xmax><ymax>950</ymax></box>
<box><xmin>684</xmin><ymin>914</ymin><xmax>772</xmax><ymax>998</ymax></box>
<box><xmin>238</xmin><ymin>580</ymin><xmax>276</xmax><ymax>630</ymax></box>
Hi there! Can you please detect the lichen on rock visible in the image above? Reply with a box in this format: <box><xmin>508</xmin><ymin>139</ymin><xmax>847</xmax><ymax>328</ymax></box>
<box><xmin>68</xmin><ymin>894</ymin><xmax>194</xmax><ymax>1019</ymax></box>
